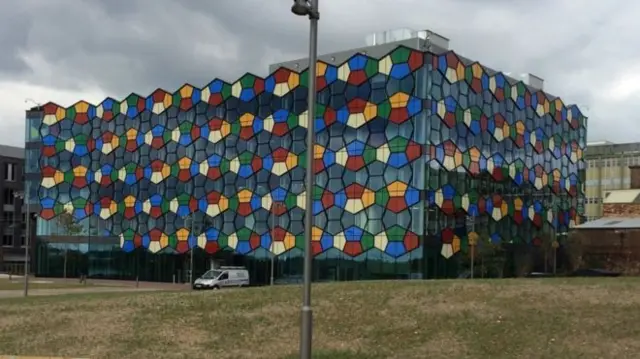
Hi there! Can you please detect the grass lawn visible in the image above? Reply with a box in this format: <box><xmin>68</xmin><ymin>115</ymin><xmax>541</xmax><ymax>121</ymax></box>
<box><xmin>0</xmin><ymin>278</ymin><xmax>93</xmax><ymax>291</ymax></box>
<box><xmin>1</xmin><ymin>278</ymin><xmax>640</xmax><ymax>359</ymax></box>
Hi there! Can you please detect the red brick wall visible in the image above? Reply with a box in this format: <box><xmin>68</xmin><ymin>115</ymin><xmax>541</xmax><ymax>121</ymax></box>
<box><xmin>631</xmin><ymin>166</ymin><xmax>640</xmax><ymax>189</ymax></box>
<box><xmin>603</xmin><ymin>203</ymin><xmax>640</xmax><ymax>217</ymax></box>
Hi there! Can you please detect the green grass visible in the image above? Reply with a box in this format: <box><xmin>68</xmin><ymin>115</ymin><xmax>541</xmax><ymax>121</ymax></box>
<box><xmin>2</xmin><ymin>278</ymin><xmax>640</xmax><ymax>359</ymax></box>
<box><xmin>0</xmin><ymin>278</ymin><xmax>93</xmax><ymax>291</ymax></box>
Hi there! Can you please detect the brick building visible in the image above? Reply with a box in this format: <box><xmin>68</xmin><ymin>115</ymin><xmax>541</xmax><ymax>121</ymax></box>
<box><xmin>574</xmin><ymin>166</ymin><xmax>640</xmax><ymax>273</ymax></box>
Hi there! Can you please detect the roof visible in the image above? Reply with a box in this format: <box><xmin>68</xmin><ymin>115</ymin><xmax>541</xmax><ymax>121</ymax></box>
<box><xmin>576</xmin><ymin>217</ymin><xmax>640</xmax><ymax>229</ymax></box>
<box><xmin>603</xmin><ymin>189</ymin><xmax>640</xmax><ymax>204</ymax></box>
<box><xmin>0</xmin><ymin>144</ymin><xmax>24</xmax><ymax>159</ymax></box>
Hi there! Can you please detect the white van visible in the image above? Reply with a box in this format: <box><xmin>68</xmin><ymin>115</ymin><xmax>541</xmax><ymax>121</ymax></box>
<box><xmin>193</xmin><ymin>266</ymin><xmax>250</xmax><ymax>290</ymax></box>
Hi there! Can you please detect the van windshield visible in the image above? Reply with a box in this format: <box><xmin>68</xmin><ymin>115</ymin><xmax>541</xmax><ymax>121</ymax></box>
<box><xmin>201</xmin><ymin>270</ymin><xmax>222</xmax><ymax>279</ymax></box>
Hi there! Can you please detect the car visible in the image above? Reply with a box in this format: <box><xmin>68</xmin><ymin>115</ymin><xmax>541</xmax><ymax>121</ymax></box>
<box><xmin>192</xmin><ymin>266</ymin><xmax>250</xmax><ymax>290</ymax></box>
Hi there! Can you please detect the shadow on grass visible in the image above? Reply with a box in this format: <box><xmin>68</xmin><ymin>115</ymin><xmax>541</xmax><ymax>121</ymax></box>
<box><xmin>281</xmin><ymin>350</ymin><xmax>382</xmax><ymax>359</ymax></box>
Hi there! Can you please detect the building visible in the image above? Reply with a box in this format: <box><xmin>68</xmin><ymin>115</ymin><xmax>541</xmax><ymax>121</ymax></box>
<box><xmin>573</xmin><ymin>164</ymin><xmax>640</xmax><ymax>273</ymax></box>
<box><xmin>0</xmin><ymin>144</ymin><xmax>29</xmax><ymax>273</ymax></box>
<box><xmin>31</xmin><ymin>29</ymin><xmax>587</xmax><ymax>283</ymax></box>
<box><xmin>584</xmin><ymin>141</ymin><xmax>640</xmax><ymax>221</ymax></box>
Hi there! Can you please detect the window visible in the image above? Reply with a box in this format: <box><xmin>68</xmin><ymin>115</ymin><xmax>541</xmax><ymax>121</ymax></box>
<box><xmin>25</xmin><ymin>148</ymin><xmax>39</xmax><ymax>174</ymax></box>
<box><xmin>2</xmin><ymin>234</ymin><xmax>12</xmax><ymax>247</ymax></box>
<box><xmin>4</xmin><ymin>162</ymin><xmax>16</xmax><ymax>181</ymax></box>
<box><xmin>219</xmin><ymin>272</ymin><xmax>229</xmax><ymax>280</ymax></box>
<box><xmin>26</xmin><ymin>113</ymin><xmax>42</xmax><ymax>142</ymax></box>
<box><xmin>3</xmin><ymin>189</ymin><xmax>14</xmax><ymax>205</ymax></box>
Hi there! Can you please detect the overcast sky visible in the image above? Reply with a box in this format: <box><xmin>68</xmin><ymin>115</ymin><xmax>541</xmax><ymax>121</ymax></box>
<box><xmin>0</xmin><ymin>0</ymin><xmax>638</xmax><ymax>147</ymax></box>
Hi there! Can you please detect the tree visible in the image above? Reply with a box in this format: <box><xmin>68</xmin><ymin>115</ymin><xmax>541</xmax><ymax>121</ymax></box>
<box><xmin>56</xmin><ymin>211</ymin><xmax>83</xmax><ymax>279</ymax></box>
<box><xmin>56</xmin><ymin>212</ymin><xmax>83</xmax><ymax>236</ymax></box>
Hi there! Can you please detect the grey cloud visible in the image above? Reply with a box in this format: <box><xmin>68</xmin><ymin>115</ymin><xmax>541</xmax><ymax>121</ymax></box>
<box><xmin>0</xmin><ymin>0</ymin><xmax>639</xmax><ymax>143</ymax></box>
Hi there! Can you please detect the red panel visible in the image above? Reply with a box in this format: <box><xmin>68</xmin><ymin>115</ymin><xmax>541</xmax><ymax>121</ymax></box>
<box><xmin>236</xmin><ymin>203</ymin><xmax>252</xmax><ymax>216</ymax></box>
<box><xmin>407</xmin><ymin>51</ymin><xmax>423</xmax><ymax>71</ymax></box>
<box><xmin>348</xmin><ymin>70</ymin><xmax>367</xmax><ymax>85</ymax></box>
<box><xmin>345</xmin><ymin>184</ymin><xmax>365</xmax><ymax>198</ymax></box>
<box><xmin>343</xmin><ymin>242</ymin><xmax>362</xmax><ymax>257</ymax></box>
<box><xmin>208</xmin><ymin>93</ymin><xmax>223</xmax><ymax>106</ymax></box>
<box><xmin>272</xmin><ymin>204</ymin><xmax>287</xmax><ymax>216</ymax></box>
<box><xmin>345</xmin><ymin>157</ymin><xmax>365</xmax><ymax>171</ymax></box>
<box><xmin>387</xmin><ymin>198</ymin><xmax>407</xmax><ymax>213</ymax></box>
<box><xmin>272</xmin><ymin>123</ymin><xmax>289</xmax><ymax>137</ymax></box>
<box><xmin>404</xmin><ymin>232</ymin><xmax>419</xmax><ymax>251</ymax></box>
<box><xmin>206</xmin><ymin>168</ymin><xmax>221</xmax><ymax>180</ymax></box>
<box><xmin>205</xmin><ymin>241</ymin><xmax>220</xmax><ymax>254</ymax></box>
<box><xmin>321</xmin><ymin>191</ymin><xmax>334</xmax><ymax>209</ymax></box>
<box><xmin>311</xmin><ymin>241</ymin><xmax>323</xmax><ymax>256</ymax></box>
<box><xmin>176</xmin><ymin>241</ymin><xmax>189</xmax><ymax>254</ymax></box>
<box><xmin>133</xmin><ymin>234</ymin><xmax>143</xmax><ymax>248</ymax></box>
<box><xmin>441</xmin><ymin>228</ymin><xmax>454</xmax><ymax>244</ymax></box>
<box><xmin>180</xmin><ymin>98</ymin><xmax>193</xmax><ymax>111</ymax></box>
<box><xmin>347</xmin><ymin>98</ymin><xmax>367</xmax><ymax>113</ymax></box>
<box><xmin>75</xmin><ymin>113</ymin><xmax>89</xmax><ymax>124</ymax></box>
<box><xmin>406</xmin><ymin>142</ymin><xmax>421</xmax><ymax>161</ymax></box>
<box><xmin>389</xmin><ymin>108</ymin><xmax>409</xmax><ymax>124</ymax></box>
<box><xmin>250</xmin><ymin>233</ymin><xmax>261</xmax><ymax>249</ymax></box>
<box><xmin>273</xmin><ymin>68</ymin><xmax>290</xmax><ymax>83</ymax></box>
<box><xmin>239</xmin><ymin>127</ymin><xmax>254</xmax><ymax>140</ymax></box>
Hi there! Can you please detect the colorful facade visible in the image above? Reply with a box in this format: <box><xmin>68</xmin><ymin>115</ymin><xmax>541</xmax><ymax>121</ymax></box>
<box><xmin>35</xmin><ymin>46</ymin><xmax>586</xmax><ymax>282</ymax></box>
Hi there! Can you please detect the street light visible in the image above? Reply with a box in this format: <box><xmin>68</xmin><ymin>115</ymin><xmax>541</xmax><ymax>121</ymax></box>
<box><xmin>290</xmin><ymin>1</ymin><xmax>319</xmax><ymax>358</ymax></box>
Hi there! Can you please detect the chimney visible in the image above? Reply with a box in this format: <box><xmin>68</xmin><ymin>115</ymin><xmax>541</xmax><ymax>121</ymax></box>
<box><xmin>630</xmin><ymin>166</ymin><xmax>640</xmax><ymax>189</ymax></box>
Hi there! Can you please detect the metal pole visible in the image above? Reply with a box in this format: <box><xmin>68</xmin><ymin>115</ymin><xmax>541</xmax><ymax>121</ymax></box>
<box><xmin>189</xmin><ymin>215</ymin><xmax>195</xmax><ymax>290</ymax></box>
<box><xmin>300</xmin><ymin>1</ymin><xmax>318</xmax><ymax>357</ymax></box>
<box><xmin>470</xmin><ymin>220</ymin><xmax>475</xmax><ymax>279</ymax></box>
<box><xmin>270</xmin><ymin>205</ymin><xmax>276</xmax><ymax>286</ymax></box>
<box><xmin>136</xmin><ymin>248</ymin><xmax>139</xmax><ymax>288</ymax></box>
<box><xmin>24</xmin><ymin>183</ymin><xmax>30</xmax><ymax>297</ymax></box>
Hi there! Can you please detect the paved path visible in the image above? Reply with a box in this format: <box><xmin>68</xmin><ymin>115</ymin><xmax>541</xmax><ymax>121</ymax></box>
<box><xmin>0</xmin><ymin>286</ymin><xmax>165</xmax><ymax>298</ymax></box>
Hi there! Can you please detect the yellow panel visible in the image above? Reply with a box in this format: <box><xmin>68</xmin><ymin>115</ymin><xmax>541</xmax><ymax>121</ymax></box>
<box><xmin>316</xmin><ymin>61</ymin><xmax>327</xmax><ymax>76</ymax></box>
<box><xmin>177</xmin><ymin>228</ymin><xmax>189</xmax><ymax>241</ymax></box>
<box><xmin>124</xmin><ymin>195</ymin><xmax>136</xmax><ymax>207</ymax></box>
<box><xmin>238</xmin><ymin>189</ymin><xmax>252</xmax><ymax>202</ymax></box>
<box><xmin>75</xmin><ymin>101</ymin><xmax>89</xmax><ymax>113</ymax></box>
<box><xmin>239</xmin><ymin>113</ymin><xmax>254</xmax><ymax>127</ymax></box>
<box><xmin>161</xmin><ymin>164</ymin><xmax>171</xmax><ymax>178</ymax></box>
<box><xmin>312</xmin><ymin>226</ymin><xmax>323</xmax><ymax>241</ymax></box>
<box><xmin>363</xmin><ymin>102</ymin><xmax>377</xmax><ymax>120</ymax></box>
<box><xmin>55</xmin><ymin>107</ymin><xmax>66</xmax><ymax>120</ymax></box>
<box><xmin>284</xmin><ymin>233</ymin><xmax>296</xmax><ymax>250</ymax></box>
<box><xmin>314</xmin><ymin>145</ymin><xmax>325</xmax><ymax>159</ymax></box>
<box><xmin>160</xmin><ymin>234</ymin><xmax>169</xmax><ymax>248</ymax></box>
<box><xmin>452</xmin><ymin>236</ymin><xmax>461</xmax><ymax>253</ymax></box>
<box><xmin>180</xmin><ymin>85</ymin><xmax>193</xmax><ymax>97</ymax></box>
<box><xmin>387</xmin><ymin>181</ymin><xmax>407</xmax><ymax>196</ymax></box>
<box><xmin>288</xmin><ymin>72</ymin><xmax>300</xmax><ymax>89</ymax></box>
<box><xmin>54</xmin><ymin>170</ymin><xmax>64</xmax><ymax>184</ymax></box>
<box><xmin>163</xmin><ymin>93</ymin><xmax>172</xmax><ymax>109</ymax></box>
<box><xmin>456</xmin><ymin>63</ymin><xmax>465</xmax><ymax>82</ymax></box>
<box><xmin>471</xmin><ymin>63</ymin><xmax>483</xmax><ymax>78</ymax></box>
<box><xmin>361</xmin><ymin>189</ymin><xmax>375</xmax><ymax>207</ymax></box>
<box><xmin>285</xmin><ymin>153</ymin><xmax>298</xmax><ymax>169</ymax></box>
<box><xmin>389</xmin><ymin>93</ymin><xmax>409</xmax><ymax>108</ymax></box>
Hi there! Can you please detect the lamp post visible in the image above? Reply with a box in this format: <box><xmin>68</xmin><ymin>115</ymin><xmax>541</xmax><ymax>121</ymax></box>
<box><xmin>182</xmin><ymin>214</ymin><xmax>196</xmax><ymax>288</ymax></box>
<box><xmin>290</xmin><ymin>1</ymin><xmax>319</xmax><ymax>358</ymax></box>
